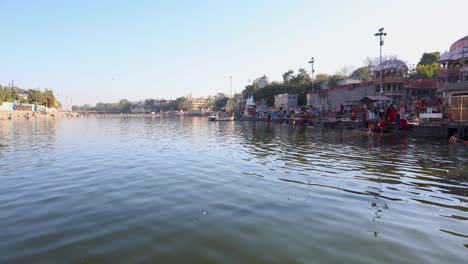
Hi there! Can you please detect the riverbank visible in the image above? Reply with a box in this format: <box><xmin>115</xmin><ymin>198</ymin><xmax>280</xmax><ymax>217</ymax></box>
<box><xmin>0</xmin><ymin>110</ymin><xmax>79</xmax><ymax>120</ymax></box>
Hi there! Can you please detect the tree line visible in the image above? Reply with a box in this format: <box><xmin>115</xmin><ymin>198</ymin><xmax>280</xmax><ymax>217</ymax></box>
<box><xmin>0</xmin><ymin>85</ymin><xmax>61</xmax><ymax>108</ymax></box>
<box><xmin>72</xmin><ymin>93</ymin><xmax>232</xmax><ymax>113</ymax></box>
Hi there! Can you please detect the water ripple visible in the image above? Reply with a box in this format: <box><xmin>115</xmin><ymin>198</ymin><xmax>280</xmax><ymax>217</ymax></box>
<box><xmin>0</xmin><ymin>118</ymin><xmax>467</xmax><ymax>264</ymax></box>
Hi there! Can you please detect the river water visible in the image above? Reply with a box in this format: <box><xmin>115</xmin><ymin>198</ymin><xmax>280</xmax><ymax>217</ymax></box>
<box><xmin>0</xmin><ymin>117</ymin><xmax>467</xmax><ymax>264</ymax></box>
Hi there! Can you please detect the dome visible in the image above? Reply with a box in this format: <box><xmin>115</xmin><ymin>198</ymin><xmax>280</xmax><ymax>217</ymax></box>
<box><xmin>440</xmin><ymin>35</ymin><xmax>468</xmax><ymax>62</ymax></box>
<box><xmin>258</xmin><ymin>75</ymin><xmax>271</xmax><ymax>89</ymax></box>
<box><xmin>449</xmin><ymin>35</ymin><xmax>468</xmax><ymax>52</ymax></box>
<box><xmin>374</xmin><ymin>59</ymin><xmax>408</xmax><ymax>72</ymax></box>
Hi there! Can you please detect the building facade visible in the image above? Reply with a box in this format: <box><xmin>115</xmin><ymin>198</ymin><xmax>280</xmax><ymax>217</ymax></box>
<box><xmin>274</xmin><ymin>93</ymin><xmax>298</xmax><ymax>110</ymax></box>
<box><xmin>307</xmin><ymin>58</ymin><xmax>439</xmax><ymax>111</ymax></box>
<box><xmin>191</xmin><ymin>97</ymin><xmax>213</xmax><ymax>111</ymax></box>
<box><xmin>437</xmin><ymin>35</ymin><xmax>468</xmax><ymax>122</ymax></box>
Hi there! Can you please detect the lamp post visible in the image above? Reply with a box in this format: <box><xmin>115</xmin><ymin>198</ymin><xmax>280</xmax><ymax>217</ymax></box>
<box><xmin>374</xmin><ymin>28</ymin><xmax>386</xmax><ymax>107</ymax></box>
<box><xmin>10</xmin><ymin>80</ymin><xmax>14</xmax><ymax>102</ymax></box>
<box><xmin>229</xmin><ymin>75</ymin><xmax>232</xmax><ymax>99</ymax></box>
<box><xmin>308</xmin><ymin>57</ymin><xmax>315</xmax><ymax>107</ymax></box>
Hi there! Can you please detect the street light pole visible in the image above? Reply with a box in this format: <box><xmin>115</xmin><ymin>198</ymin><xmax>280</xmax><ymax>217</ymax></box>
<box><xmin>374</xmin><ymin>28</ymin><xmax>387</xmax><ymax>107</ymax></box>
<box><xmin>229</xmin><ymin>75</ymin><xmax>232</xmax><ymax>99</ymax></box>
<box><xmin>10</xmin><ymin>80</ymin><xmax>14</xmax><ymax>102</ymax></box>
<box><xmin>308</xmin><ymin>57</ymin><xmax>315</xmax><ymax>106</ymax></box>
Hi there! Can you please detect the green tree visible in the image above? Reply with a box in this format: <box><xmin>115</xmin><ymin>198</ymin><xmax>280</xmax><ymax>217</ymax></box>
<box><xmin>119</xmin><ymin>99</ymin><xmax>131</xmax><ymax>112</ymax></box>
<box><xmin>350</xmin><ymin>66</ymin><xmax>373</xmax><ymax>81</ymax></box>
<box><xmin>290</xmin><ymin>68</ymin><xmax>310</xmax><ymax>83</ymax></box>
<box><xmin>213</xmin><ymin>97</ymin><xmax>229</xmax><ymax>111</ymax></box>
<box><xmin>282</xmin><ymin>69</ymin><xmax>294</xmax><ymax>83</ymax></box>
<box><xmin>314</xmin><ymin>73</ymin><xmax>329</xmax><ymax>83</ymax></box>
<box><xmin>415</xmin><ymin>52</ymin><xmax>440</xmax><ymax>79</ymax></box>
<box><xmin>416</xmin><ymin>64</ymin><xmax>438</xmax><ymax>79</ymax></box>
<box><xmin>327</xmin><ymin>75</ymin><xmax>342</xmax><ymax>87</ymax></box>
<box><xmin>418</xmin><ymin>52</ymin><xmax>440</xmax><ymax>65</ymax></box>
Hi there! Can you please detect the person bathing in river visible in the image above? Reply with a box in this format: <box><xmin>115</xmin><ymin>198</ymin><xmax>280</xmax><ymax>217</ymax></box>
<box><xmin>368</xmin><ymin>122</ymin><xmax>374</xmax><ymax>134</ymax></box>
<box><xmin>290</xmin><ymin>113</ymin><xmax>295</xmax><ymax>126</ymax></box>
<box><xmin>449</xmin><ymin>132</ymin><xmax>465</xmax><ymax>143</ymax></box>
<box><xmin>377</xmin><ymin>121</ymin><xmax>387</xmax><ymax>133</ymax></box>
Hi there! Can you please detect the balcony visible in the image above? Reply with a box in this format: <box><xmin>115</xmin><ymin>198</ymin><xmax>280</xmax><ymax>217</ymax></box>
<box><xmin>406</xmin><ymin>79</ymin><xmax>438</xmax><ymax>89</ymax></box>
<box><xmin>375</xmin><ymin>77</ymin><xmax>406</xmax><ymax>84</ymax></box>
<box><xmin>437</xmin><ymin>82</ymin><xmax>468</xmax><ymax>92</ymax></box>
<box><xmin>437</xmin><ymin>69</ymin><xmax>460</xmax><ymax>77</ymax></box>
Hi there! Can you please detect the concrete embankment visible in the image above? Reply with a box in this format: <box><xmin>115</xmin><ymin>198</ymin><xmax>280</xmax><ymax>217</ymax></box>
<box><xmin>84</xmin><ymin>113</ymin><xmax>163</xmax><ymax>118</ymax></box>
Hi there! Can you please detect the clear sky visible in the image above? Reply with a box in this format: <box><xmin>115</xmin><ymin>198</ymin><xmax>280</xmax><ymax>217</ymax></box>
<box><xmin>1</xmin><ymin>0</ymin><xmax>467</xmax><ymax>106</ymax></box>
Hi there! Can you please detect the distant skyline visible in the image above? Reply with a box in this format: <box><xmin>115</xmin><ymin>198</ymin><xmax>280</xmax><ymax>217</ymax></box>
<box><xmin>0</xmin><ymin>0</ymin><xmax>467</xmax><ymax>106</ymax></box>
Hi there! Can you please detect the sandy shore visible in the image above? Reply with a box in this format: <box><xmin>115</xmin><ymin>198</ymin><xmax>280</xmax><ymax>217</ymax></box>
<box><xmin>0</xmin><ymin>110</ymin><xmax>79</xmax><ymax>120</ymax></box>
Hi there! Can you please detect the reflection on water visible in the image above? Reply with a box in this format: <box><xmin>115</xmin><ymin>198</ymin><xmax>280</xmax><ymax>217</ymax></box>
<box><xmin>0</xmin><ymin>117</ymin><xmax>467</xmax><ymax>264</ymax></box>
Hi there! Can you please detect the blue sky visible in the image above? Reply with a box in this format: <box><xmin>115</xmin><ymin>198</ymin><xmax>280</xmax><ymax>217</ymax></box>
<box><xmin>0</xmin><ymin>0</ymin><xmax>467</xmax><ymax>106</ymax></box>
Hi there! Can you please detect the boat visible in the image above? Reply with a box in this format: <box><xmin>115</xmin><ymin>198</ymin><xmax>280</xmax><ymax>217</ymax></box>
<box><xmin>208</xmin><ymin>77</ymin><xmax>236</xmax><ymax>122</ymax></box>
<box><xmin>207</xmin><ymin>115</ymin><xmax>234</xmax><ymax>121</ymax></box>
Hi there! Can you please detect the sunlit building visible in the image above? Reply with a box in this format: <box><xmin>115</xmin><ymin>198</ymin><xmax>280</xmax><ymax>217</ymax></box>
<box><xmin>189</xmin><ymin>97</ymin><xmax>213</xmax><ymax>112</ymax></box>
<box><xmin>437</xmin><ymin>35</ymin><xmax>468</xmax><ymax>122</ymax></box>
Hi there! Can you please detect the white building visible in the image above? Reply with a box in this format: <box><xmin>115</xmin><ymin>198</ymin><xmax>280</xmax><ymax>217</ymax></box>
<box><xmin>274</xmin><ymin>93</ymin><xmax>298</xmax><ymax>110</ymax></box>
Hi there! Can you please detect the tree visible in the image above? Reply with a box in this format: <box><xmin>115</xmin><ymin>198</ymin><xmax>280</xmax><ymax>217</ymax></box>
<box><xmin>349</xmin><ymin>66</ymin><xmax>374</xmax><ymax>82</ymax></box>
<box><xmin>290</xmin><ymin>68</ymin><xmax>310</xmax><ymax>83</ymax></box>
<box><xmin>43</xmin><ymin>89</ymin><xmax>58</xmax><ymax>108</ymax></box>
<box><xmin>282</xmin><ymin>70</ymin><xmax>294</xmax><ymax>83</ymax></box>
<box><xmin>336</xmin><ymin>65</ymin><xmax>356</xmax><ymax>78</ymax></box>
<box><xmin>213</xmin><ymin>97</ymin><xmax>229</xmax><ymax>111</ymax></box>
<box><xmin>416</xmin><ymin>64</ymin><xmax>438</xmax><ymax>79</ymax></box>
<box><xmin>119</xmin><ymin>99</ymin><xmax>131</xmax><ymax>112</ymax></box>
<box><xmin>144</xmin><ymin>98</ymin><xmax>156</xmax><ymax>112</ymax></box>
<box><xmin>315</xmin><ymin>73</ymin><xmax>329</xmax><ymax>83</ymax></box>
<box><xmin>175</xmin><ymin>96</ymin><xmax>187</xmax><ymax>111</ymax></box>
<box><xmin>415</xmin><ymin>52</ymin><xmax>440</xmax><ymax>79</ymax></box>
<box><xmin>418</xmin><ymin>52</ymin><xmax>440</xmax><ymax>66</ymax></box>
<box><xmin>327</xmin><ymin>75</ymin><xmax>342</xmax><ymax>87</ymax></box>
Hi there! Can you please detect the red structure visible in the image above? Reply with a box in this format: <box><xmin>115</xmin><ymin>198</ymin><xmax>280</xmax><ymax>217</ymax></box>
<box><xmin>437</xmin><ymin>35</ymin><xmax>468</xmax><ymax>122</ymax></box>
<box><xmin>438</xmin><ymin>35</ymin><xmax>468</xmax><ymax>84</ymax></box>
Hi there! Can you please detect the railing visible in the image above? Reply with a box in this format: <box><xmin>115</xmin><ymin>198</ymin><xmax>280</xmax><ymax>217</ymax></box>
<box><xmin>380</xmin><ymin>77</ymin><xmax>405</xmax><ymax>83</ymax></box>
<box><xmin>437</xmin><ymin>69</ymin><xmax>460</xmax><ymax>77</ymax></box>
<box><xmin>406</xmin><ymin>79</ymin><xmax>439</xmax><ymax>89</ymax></box>
<box><xmin>328</xmin><ymin>81</ymin><xmax>375</xmax><ymax>91</ymax></box>
<box><xmin>437</xmin><ymin>82</ymin><xmax>468</xmax><ymax>92</ymax></box>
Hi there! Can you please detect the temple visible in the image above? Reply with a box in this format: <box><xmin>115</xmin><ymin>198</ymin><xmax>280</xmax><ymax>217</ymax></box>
<box><xmin>374</xmin><ymin>59</ymin><xmax>409</xmax><ymax>103</ymax></box>
<box><xmin>437</xmin><ymin>35</ymin><xmax>468</xmax><ymax>122</ymax></box>
<box><xmin>438</xmin><ymin>36</ymin><xmax>468</xmax><ymax>84</ymax></box>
